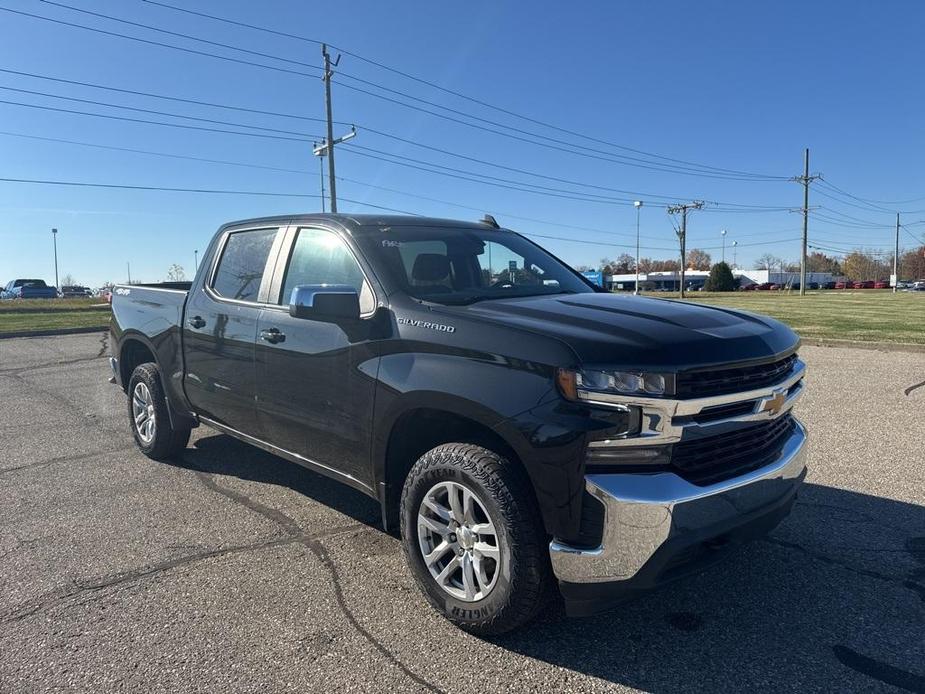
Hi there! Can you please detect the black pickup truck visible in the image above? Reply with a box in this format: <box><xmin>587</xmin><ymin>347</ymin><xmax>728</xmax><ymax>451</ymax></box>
<box><xmin>110</xmin><ymin>213</ymin><xmax>807</xmax><ymax>634</ymax></box>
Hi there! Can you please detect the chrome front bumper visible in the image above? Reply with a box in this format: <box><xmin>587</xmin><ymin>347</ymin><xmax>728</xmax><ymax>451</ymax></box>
<box><xmin>550</xmin><ymin>420</ymin><xmax>807</xmax><ymax>585</ymax></box>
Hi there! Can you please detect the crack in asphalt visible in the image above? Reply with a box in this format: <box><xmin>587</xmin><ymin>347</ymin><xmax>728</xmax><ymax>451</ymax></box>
<box><xmin>0</xmin><ymin>354</ymin><xmax>106</xmax><ymax>376</ymax></box>
<box><xmin>0</xmin><ymin>535</ymin><xmax>299</xmax><ymax>625</ymax></box>
<box><xmin>0</xmin><ymin>445</ymin><xmax>137</xmax><ymax>477</ymax></box>
<box><xmin>188</xmin><ymin>464</ymin><xmax>445</xmax><ymax>694</ymax></box>
<box><xmin>904</xmin><ymin>379</ymin><xmax>925</xmax><ymax>396</ymax></box>
<box><xmin>762</xmin><ymin>536</ymin><xmax>925</xmax><ymax>599</ymax></box>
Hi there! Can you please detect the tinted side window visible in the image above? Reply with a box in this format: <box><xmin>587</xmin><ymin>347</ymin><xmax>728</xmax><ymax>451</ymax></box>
<box><xmin>279</xmin><ymin>228</ymin><xmax>374</xmax><ymax>313</ymax></box>
<box><xmin>211</xmin><ymin>228</ymin><xmax>278</xmax><ymax>302</ymax></box>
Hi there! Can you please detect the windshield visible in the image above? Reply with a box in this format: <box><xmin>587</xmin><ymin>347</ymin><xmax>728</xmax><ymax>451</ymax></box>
<box><xmin>357</xmin><ymin>225</ymin><xmax>595</xmax><ymax>304</ymax></box>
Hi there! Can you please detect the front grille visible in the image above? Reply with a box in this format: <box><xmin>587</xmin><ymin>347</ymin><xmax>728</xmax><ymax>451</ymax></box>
<box><xmin>671</xmin><ymin>414</ymin><xmax>796</xmax><ymax>485</ymax></box>
<box><xmin>675</xmin><ymin>353</ymin><xmax>798</xmax><ymax>399</ymax></box>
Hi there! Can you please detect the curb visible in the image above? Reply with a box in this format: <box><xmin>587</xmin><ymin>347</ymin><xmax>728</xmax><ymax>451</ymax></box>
<box><xmin>802</xmin><ymin>339</ymin><xmax>925</xmax><ymax>354</ymax></box>
<box><xmin>0</xmin><ymin>326</ymin><xmax>108</xmax><ymax>340</ymax></box>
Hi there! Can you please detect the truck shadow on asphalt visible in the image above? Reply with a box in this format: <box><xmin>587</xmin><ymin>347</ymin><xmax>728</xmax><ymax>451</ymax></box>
<box><xmin>174</xmin><ymin>433</ymin><xmax>925</xmax><ymax>693</ymax></box>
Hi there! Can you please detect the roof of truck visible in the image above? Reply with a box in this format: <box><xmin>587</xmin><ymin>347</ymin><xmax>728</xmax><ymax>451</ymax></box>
<box><xmin>218</xmin><ymin>213</ymin><xmax>504</xmax><ymax>234</ymax></box>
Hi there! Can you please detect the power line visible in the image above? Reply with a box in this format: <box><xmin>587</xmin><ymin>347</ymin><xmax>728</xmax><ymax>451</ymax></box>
<box><xmin>0</xmin><ymin>175</ymin><xmax>423</xmax><ymax>213</ymax></box>
<box><xmin>19</xmin><ymin>0</ymin><xmax>789</xmax><ymax>182</ymax></box>
<box><xmin>0</xmin><ymin>5</ymin><xmax>319</xmax><ymax>79</ymax></box>
<box><xmin>0</xmin><ymin>97</ymin><xmax>319</xmax><ymax>142</ymax></box>
<box><xmin>0</xmin><ymin>67</ymin><xmax>339</xmax><ymax>125</ymax></box>
<box><xmin>0</xmin><ymin>64</ymin><xmax>794</xmax><ymax>208</ymax></box>
<box><xmin>36</xmin><ymin>0</ymin><xmax>325</xmax><ymax>75</ymax></box>
<box><xmin>0</xmin><ymin>84</ymin><xmax>323</xmax><ymax>138</ymax></box>
<box><xmin>139</xmin><ymin>0</ymin><xmax>788</xmax><ymax>181</ymax></box>
<box><xmin>0</xmin><ymin>130</ymin><xmax>311</xmax><ymax>175</ymax></box>
<box><xmin>819</xmin><ymin>178</ymin><xmax>925</xmax><ymax>208</ymax></box>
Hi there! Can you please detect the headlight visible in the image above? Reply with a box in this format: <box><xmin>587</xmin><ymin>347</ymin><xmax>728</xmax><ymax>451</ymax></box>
<box><xmin>557</xmin><ymin>367</ymin><xmax>672</xmax><ymax>402</ymax></box>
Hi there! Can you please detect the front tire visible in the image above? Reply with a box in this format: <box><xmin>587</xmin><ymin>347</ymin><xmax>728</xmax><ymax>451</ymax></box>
<box><xmin>127</xmin><ymin>362</ymin><xmax>190</xmax><ymax>460</ymax></box>
<box><xmin>400</xmin><ymin>443</ymin><xmax>551</xmax><ymax>635</ymax></box>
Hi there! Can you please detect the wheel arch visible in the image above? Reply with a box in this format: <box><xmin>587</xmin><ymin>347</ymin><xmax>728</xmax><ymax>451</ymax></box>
<box><xmin>376</xmin><ymin>395</ymin><xmax>536</xmax><ymax>533</ymax></box>
<box><xmin>117</xmin><ymin>331</ymin><xmax>196</xmax><ymax>431</ymax></box>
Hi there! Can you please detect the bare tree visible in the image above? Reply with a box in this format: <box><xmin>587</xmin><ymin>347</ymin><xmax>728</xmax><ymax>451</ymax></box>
<box><xmin>59</xmin><ymin>273</ymin><xmax>77</xmax><ymax>287</ymax></box>
<box><xmin>755</xmin><ymin>253</ymin><xmax>780</xmax><ymax>271</ymax></box>
<box><xmin>166</xmin><ymin>264</ymin><xmax>186</xmax><ymax>282</ymax></box>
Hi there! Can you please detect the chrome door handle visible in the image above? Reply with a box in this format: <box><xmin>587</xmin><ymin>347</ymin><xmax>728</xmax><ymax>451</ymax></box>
<box><xmin>260</xmin><ymin>328</ymin><xmax>286</xmax><ymax>344</ymax></box>
<box><xmin>187</xmin><ymin>315</ymin><xmax>206</xmax><ymax>329</ymax></box>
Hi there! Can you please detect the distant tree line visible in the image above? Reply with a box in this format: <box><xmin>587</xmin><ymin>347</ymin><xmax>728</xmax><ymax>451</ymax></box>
<box><xmin>576</xmin><ymin>245</ymin><xmax>925</xmax><ymax>281</ymax></box>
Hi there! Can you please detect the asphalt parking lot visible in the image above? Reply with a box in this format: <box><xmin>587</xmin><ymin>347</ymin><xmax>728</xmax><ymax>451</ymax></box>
<box><xmin>0</xmin><ymin>333</ymin><xmax>923</xmax><ymax>693</ymax></box>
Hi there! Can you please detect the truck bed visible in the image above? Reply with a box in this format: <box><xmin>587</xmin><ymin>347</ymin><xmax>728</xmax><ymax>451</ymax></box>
<box><xmin>111</xmin><ymin>283</ymin><xmax>190</xmax><ymax>343</ymax></box>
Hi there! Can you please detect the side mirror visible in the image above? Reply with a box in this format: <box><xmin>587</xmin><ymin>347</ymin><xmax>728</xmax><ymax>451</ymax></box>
<box><xmin>289</xmin><ymin>284</ymin><xmax>360</xmax><ymax>322</ymax></box>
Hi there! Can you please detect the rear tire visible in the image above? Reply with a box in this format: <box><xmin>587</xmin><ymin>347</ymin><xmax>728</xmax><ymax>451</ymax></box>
<box><xmin>400</xmin><ymin>443</ymin><xmax>551</xmax><ymax>635</ymax></box>
<box><xmin>127</xmin><ymin>362</ymin><xmax>190</xmax><ymax>460</ymax></box>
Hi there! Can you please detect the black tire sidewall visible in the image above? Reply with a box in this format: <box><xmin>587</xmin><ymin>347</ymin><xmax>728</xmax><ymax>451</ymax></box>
<box><xmin>127</xmin><ymin>363</ymin><xmax>186</xmax><ymax>459</ymax></box>
<box><xmin>400</xmin><ymin>444</ymin><xmax>548</xmax><ymax>633</ymax></box>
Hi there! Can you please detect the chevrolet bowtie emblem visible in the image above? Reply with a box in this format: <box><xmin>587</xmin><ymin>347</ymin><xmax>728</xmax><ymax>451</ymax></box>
<box><xmin>759</xmin><ymin>390</ymin><xmax>787</xmax><ymax>416</ymax></box>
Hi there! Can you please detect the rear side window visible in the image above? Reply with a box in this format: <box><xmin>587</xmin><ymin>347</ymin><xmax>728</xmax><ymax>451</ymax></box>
<box><xmin>279</xmin><ymin>228</ymin><xmax>375</xmax><ymax>313</ymax></box>
<box><xmin>211</xmin><ymin>228</ymin><xmax>278</xmax><ymax>302</ymax></box>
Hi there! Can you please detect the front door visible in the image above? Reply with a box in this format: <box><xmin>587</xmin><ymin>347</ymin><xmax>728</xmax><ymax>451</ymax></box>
<box><xmin>183</xmin><ymin>225</ymin><xmax>282</xmax><ymax>436</ymax></box>
<box><xmin>255</xmin><ymin>226</ymin><xmax>379</xmax><ymax>486</ymax></box>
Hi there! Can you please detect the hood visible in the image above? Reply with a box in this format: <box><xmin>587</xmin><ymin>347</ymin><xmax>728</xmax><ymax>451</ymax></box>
<box><xmin>433</xmin><ymin>293</ymin><xmax>799</xmax><ymax>371</ymax></box>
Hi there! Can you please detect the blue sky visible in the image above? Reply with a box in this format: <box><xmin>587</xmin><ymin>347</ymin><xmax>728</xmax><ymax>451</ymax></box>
<box><xmin>1</xmin><ymin>0</ymin><xmax>923</xmax><ymax>287</ymax></box>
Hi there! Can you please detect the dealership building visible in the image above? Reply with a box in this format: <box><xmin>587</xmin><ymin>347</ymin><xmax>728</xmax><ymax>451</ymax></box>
<box><xmin>602</xmin><ymin>269</ymin><xmax>835</xmax><ymax>291</ymax></box>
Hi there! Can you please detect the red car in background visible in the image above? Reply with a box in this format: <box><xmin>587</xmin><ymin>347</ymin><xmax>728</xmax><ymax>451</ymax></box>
<box><xmin>874</xmin><ymin>281</ymin><xmax>889</xmax><ymax>289</ymax></box>
<box><xmin>852</xmin><ymin>280</ymin><xmax>876</xmax><ymax>289</ymax></box>
<box><xmin>835</xmin><ymin>280</ymin><xmax>850</xmax><ymax>289</ymax></box>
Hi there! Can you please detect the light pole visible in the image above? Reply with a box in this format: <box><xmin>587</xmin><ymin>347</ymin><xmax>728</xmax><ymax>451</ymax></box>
<box><xmin>194</xmin><ymin>250</ymin><xmax>199</xmax><ymax>272</ymax></box>
<box><xmin>732</xmin><ymin>240</ymin><xmax>738</xmax><ymax>269</ymax></box>
<box><xmin>51</xmin><ymin>228</ymin><xmax>59</xmax><ymax>291</ymax></box>
<box><xmin>633</xmin><ymin>201</ymin><xmax>643</xmax><ymax>295</ymax></box>
<box><xmin>721</xmin><ymin>229</ymin><xmax>727</xmax><ymax>264</ymax></box>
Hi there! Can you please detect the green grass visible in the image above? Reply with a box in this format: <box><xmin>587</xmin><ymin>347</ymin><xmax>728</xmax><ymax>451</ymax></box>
<box><xmin>0</xmin><ymin>296</ymin><xmax>106</xmax><ymax>312</ymax></box>
<box><xmin>646</xmin><ymin>289</ymin><xmax>925</xmax><ymax>345</ymax></box>
<box><xmin>0</xmin><ymin>308</ymin><xmax>109</xmax><ymax>334</ymax></box>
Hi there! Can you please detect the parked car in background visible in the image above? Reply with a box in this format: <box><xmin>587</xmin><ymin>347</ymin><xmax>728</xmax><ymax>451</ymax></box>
<box><xmin>755</xmin><ymin>282</ymin><xmax>773</xmax><ymax>290</ymax></box>
<box><xmin>59</xmin><ymin>285</ymin><xmax>93</xmax><ymax>298</ymax></box>
<box><xmin>873</xmin><ymin>281</ymin><xmax>889</xmax><ymax>289</ymax></box>
<box><xmin>822</xmin><ymin>281</ymin><xmax>837</xmax><ymax>289</ymax></box>
<box><xmin>741</xmin><ymin>283</ymin><xmax>757</xmax><ymax>291</ymax></box>
<box><xmin>806</xmin><ymin>282</ymin><xmax>820</xmax><ymax>290</ymax></box>
<box><xmin>853</xmin><ymin>280</ymin><xmax>876</xmax><ymax>289</ymax></box>
<box><xmin>835</xmin><ymin>281</ymin><xmax>850</xmax><ymax>289</ymax></box>
<box><xmin>1</xmin><ymin>279</ymin><xmax>58</xmax><ymax>299</ymax></box>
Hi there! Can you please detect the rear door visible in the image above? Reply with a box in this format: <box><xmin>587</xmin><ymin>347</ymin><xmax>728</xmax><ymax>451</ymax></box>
<box><xmin>254</xmin><ymin>225</ymin><xmax>380</xmax><ymax>485</ymax></box>
<box><xmin>183</xmin><ymin>225</ymin><xmax>285</xmax><ymax>437</ymax></box>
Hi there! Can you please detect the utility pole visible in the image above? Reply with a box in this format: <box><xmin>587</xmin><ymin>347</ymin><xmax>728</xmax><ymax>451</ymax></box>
<box><xmin>51</xmin><ymin>228</ymin><xmax>59</xmax><ymax>290</ymax></box>
<box><xmin>667</xmin><ymin>201</ymin><xmax>704</xmax><ymax>298</ymax></box>
<box><xmin>194</xmin><ymin>249</ymin><xmax>199</xmax><ymax>272</ymax></box>
<box><xmin>634</xmin><ymin>200</ymin><xmax>643</xmax><ymax>295</ymax></box>
<box><xmin>793</xmin><ymin>148</ymin><xmax>821</xmax><ymax>296</ymax></box>
<box><xmin>893</xmin><ymin>212</ymin><xmax>900</xmax><ymax>293</ymax></box>
<box><xmin>322</xmin><ymin>44</ymin><xmax>338</xmax><ymax>212</ymax></box>
<box><xmin>314</xmin><ymin>144</ymin><xmax>326</xmax><ymax>213</ymax></box>
<box><xmin>127</xmin><ymin>262</ymin><xmax>132</xmax><ymax>284</ymax></box>
<box><xmin>315</xmin><ymin>45</ymin><xmax>358</xmax><ymax>213</ymax></box>
<box><xmin>732</xmin><ymin>240</ymin><xmax>738</xmax><ymax>269</ymax></box>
